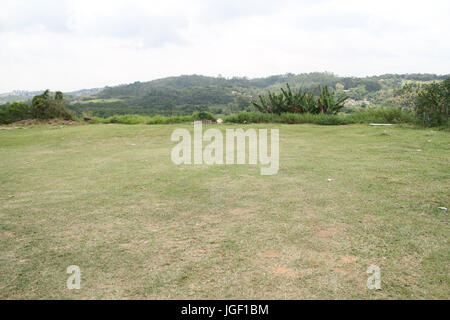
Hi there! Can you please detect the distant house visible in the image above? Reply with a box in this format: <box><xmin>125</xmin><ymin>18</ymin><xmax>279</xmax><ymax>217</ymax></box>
<box><xmin>344</xmin><ymin>99</ymin><xmax>371</xmax><ymax>106</ymax></box>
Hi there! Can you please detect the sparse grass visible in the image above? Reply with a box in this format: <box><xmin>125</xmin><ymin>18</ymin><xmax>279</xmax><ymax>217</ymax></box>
<box><xmin>0</xmin><ymin>123</ymin><xmax>449</xmax><ymax>299</ymax></box>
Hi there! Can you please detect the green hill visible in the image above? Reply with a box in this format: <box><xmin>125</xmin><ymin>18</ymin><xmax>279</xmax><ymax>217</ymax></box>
<box><xmin>3</xmin><ymin>73</ymin><xmax>448</xmax><ymax>117</ymax></box>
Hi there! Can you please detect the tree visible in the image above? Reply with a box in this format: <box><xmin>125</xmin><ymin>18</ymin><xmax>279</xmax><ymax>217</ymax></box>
<box><xmin>415</xmin><ymin>79</ymin><xmax>449</xmax><ymax>127</ymax></box>
<box><xmin>364</xmin><ymin>80</ymin><xmax>382</xmax><ymax>92</ymax></box>
<box><xmin>31</xmin><ymin>90</ymin><xmax>73</xmax><ymax>120</ymax></box>
<box><xmin>55</xmin><ymin>91</ymin><xmax>64</xmax><ymax>100</ymax></box>
<box><xmin>0</xmin><ymin>102</ymin><xmax>33</xmax><ymax>124</ymax></box>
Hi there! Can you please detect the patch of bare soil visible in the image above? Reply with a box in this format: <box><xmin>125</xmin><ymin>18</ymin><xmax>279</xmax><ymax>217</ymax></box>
<box><xmin>261</xmin><ymin>250</ymin><xmax>281</xmax><ymax>258</ymax></box>
<box><xmin>229</xmin><ymin>208</ymin><xmax>250</xmax><ymax>215</ymax></box>
<box><xmin>314</xmin><ymin>223</ymin><xmax>348</xmax><ymax>241</ymax></box>
<box><xmin>10</xmin><ymin>118</ymin><xmax>82</xmax><ymax>126</ymax></box>
<box><xmin>273</xmin><ymin>267</ymin><xmax>296</xmax><ymax>277</ymax></box>
<box><xmin>341</xmin><ymin>256</ymin><xmax>359</xmax><ymax>264</ymax></box>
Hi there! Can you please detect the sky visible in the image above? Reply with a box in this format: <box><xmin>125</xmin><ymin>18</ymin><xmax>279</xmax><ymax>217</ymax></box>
<box><xmin>0</xmin><ymin>0</ymin><xmax>449</xmax><ymax>92</ymax></box>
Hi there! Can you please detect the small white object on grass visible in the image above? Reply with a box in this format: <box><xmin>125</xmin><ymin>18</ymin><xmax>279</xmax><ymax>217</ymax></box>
<box><xmin>438</xmin><ymin>207</ymin><xmax>447</xmax><ymax>211</ymax></box>
<box><xmin>131</xmin><ymin>143</ymin><xmax>136</xmax><ymax>146</ymax></box>
<box><xmin>328</xmin><ymin>178</ymin><xmax>333</xmax><ymax>182</ymax></box>
<box><xmin>216</xmin><ymin>118</ymin><xmax>223</xmax><ymax>124</ymax></box>
<box><xmin>417</xmin><ymin>149</ymin><xmax>422</xmax><ymax>152</ymax></box>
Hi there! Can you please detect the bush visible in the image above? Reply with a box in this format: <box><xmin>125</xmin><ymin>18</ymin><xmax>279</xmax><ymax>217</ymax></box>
<box><xmin>0</xmin><ymin>102</ymin><xmax>34</xmax><ymax>124</ymax></box>
<box><xmin>415</xmin><ymin>79</ymin><xmax>449</xmax><ymax>127</ymax></box>
<box><xmin>192</xmin><ymin>111</ymin><xmax>216</xmax><ymax>121</ymax></box>
<box><xmin>31</xmin><ymin>90</ymin><xmax>73</xmax><ymax>120</ymax></box>
<box><xmin>0</xmin><ymin>90</ymin><xmax>74</xmax><ymax>124</ymax></box>
<box><xmin>394</xmin><ymin>79</ymin><xmax>449</xmax><ymax>127</ymax></box>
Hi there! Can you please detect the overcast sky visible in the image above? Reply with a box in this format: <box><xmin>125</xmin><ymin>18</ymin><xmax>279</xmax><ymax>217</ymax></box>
<box><xmin>1</xmin><ymin>0</ymin><xmax>449</xmax><ymax>92</ymax></box>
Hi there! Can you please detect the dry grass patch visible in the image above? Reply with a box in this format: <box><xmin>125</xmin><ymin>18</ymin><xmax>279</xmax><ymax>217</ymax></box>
<box><xmin>0</xmin><ymin>123</ymin><xmax>448</xmax><ymax>299</ymax></box>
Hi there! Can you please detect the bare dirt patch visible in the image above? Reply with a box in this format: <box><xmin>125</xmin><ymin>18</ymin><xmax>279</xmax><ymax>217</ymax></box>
<box><xmin>273</xmin><ymin>267</ymin><xmax>296</xmax><ymax>277</ymax></box>
<box><xmin>314</xmin><ymin>224</ymin><xmax>347</xmax><ymax>240</ymax></box>
<box><xmin>341</xmin><ymin>256</ymin><xmax>359</xmax><ymax>264</ymax></box>
<box><xmin>10</xmin><ymin>119</ymin><xmax>82</xmax><ymax>126</ymax></box>
<box><xmin>262</xmin><ymin>250</ymin><xmax>281</xmax><ymax>258</ymax></box>
<box><xmin>229</xmin><ymin>208</ymin><xmax>250</xmax><ymax>215</ymax></box>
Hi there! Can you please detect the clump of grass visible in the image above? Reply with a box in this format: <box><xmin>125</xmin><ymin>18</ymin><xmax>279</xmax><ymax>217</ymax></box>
<box><xmin>192</xmin><ymin>111</ymin><xmax>216</xmax><ymax>122</ymax></box>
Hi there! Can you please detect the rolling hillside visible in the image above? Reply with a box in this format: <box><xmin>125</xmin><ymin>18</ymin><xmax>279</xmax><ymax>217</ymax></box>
<box><xmin>2</xmin><ymin>73</ymin><xmax>448</xmax><ymax>117</ymax></box>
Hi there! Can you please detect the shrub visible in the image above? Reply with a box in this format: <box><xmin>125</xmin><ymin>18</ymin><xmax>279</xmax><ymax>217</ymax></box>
<box><xmin>394</xmin><ymin>79</ymin><xmax>449</xmax><ymax>127</ymax></box>
<box><xmin>415</xmin><ymin>79</ymin><xmax>449</xmax><ymax>127</ymax></box>
<box><xmin>0</xmin><ymin>102</ymin><xmax>34</xmax><ymax>124</ymax></box>
<box><xmin>192</xmin><ymin>111</ymin><xmax>216</xmax><ymax>121</ymax></box>
<box><xmin>0</xmin><ymin>91</ymin><xmax>74</xmax><ymax>124</ymax></box>
<box><xmin>31</xmin><ymin>90</ymin><xmax>73</xmax><ymax>120</ymax></box>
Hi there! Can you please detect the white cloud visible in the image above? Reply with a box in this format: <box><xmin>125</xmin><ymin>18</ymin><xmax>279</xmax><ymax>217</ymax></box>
<box><xmin>0</xmin><ymin>0</ymin><xmax>449</xmax><ymax>92</ymax></box>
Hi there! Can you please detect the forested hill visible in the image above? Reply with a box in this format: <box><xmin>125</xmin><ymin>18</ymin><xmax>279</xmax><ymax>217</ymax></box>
<box><xmin>2</xmin><ymin>73</ymin><xmax>448</xmax><ymax>117</ymax></box>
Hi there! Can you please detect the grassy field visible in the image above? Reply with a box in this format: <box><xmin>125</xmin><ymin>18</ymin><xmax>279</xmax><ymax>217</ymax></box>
<box><xmin>0</xmin><ymin>123</ymin><xmax>449</xmax><ymax>299</ymax></box>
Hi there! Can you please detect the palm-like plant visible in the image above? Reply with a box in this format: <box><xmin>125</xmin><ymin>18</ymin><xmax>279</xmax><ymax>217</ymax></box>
<box><xmin>280</xmin><ymin>83</ymin><xmax>306</xmax><ymax>113</ymax></box>
<box><xmin>315</xmin><ymin>85</ymin><xmax>348</xmax><ymax>115</ymax></box>
<box><xmin>252</xmin><ymin>91</ymin><xmax>286</xmax><ymax>114</ymax></box>
<box><xmin>252</xmin><ymin>83</ymin><xmax>348</xmax><ymax>115</ymax></box>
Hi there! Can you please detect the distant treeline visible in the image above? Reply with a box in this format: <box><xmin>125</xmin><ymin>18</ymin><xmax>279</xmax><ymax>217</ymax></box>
<box><xmin>64</xmin><ymin>73</ymin><xmax>448</xmax><ymax>117</ymax></box>
<box><xmin>0</xmin><ymin>90</ymin><xmax>73</xmax><ymax>124</ymax></box>
<box><xmin>1</xmin><ymin>73</ymin><xmax>448</xmax><ymax>127</ymax></box>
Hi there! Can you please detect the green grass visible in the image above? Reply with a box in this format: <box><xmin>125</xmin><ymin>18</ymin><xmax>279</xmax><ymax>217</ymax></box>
<box><xmin>73</xmin><ymin>98</ymin><xmax>122</xmax><ymax>104</ymax></box>
<box><xmin>82</xmin><ymin>108</ymin><xmax>421</xmax><ymax>126</ymax></box>
<box><xmin>90</xmin><ymin>114</ymin><xmax>194</xmax><ymax>125</ymax></box>
<box><xmin>224</xmin><ymin>109</ymin><xmax>417</xmax><ymax>125</ymax></box>
<box><xmin>0</xmin><ymin>123</ymin><xmax>449</xmax><ymax>299</ymax></box>
<box><xmin>90</xmin><ymin>111</ymin><xmax>215</xmax><ymax>125</ymax></box>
